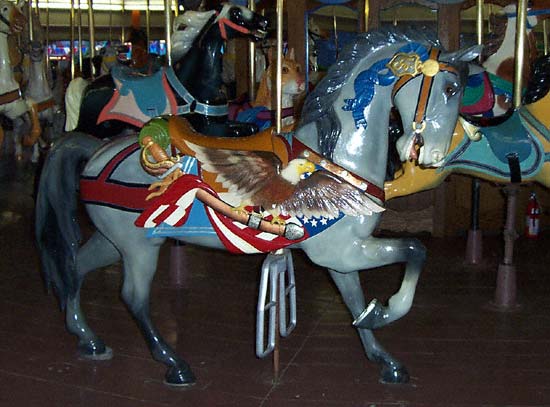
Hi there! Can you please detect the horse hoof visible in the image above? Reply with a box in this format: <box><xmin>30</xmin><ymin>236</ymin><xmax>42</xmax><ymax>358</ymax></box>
<box><xmin>353</xmin><ymin>299</ymin><xmax>386</xmax><ymax>329</ymax></box>
<box><xmin>380</xmin><ymin>363</ymin><xmax>409</xmax><ymax>384</ymax></box>
<box><xmin>78</xmin><ymin>340</ymin><xmax>113</xmax><ymax>361</ymax></box>
<box><xmin>164</xmin><ymin>366</ymin><xmax>196</xmax><ymax>387</ymax></box>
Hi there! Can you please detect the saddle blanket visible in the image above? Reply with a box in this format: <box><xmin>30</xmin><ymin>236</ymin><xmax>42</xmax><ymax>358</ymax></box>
<box><xmin>134</xmin><ymin>174</ymin><xmax>310</xmax><ymax>254</ymax></box>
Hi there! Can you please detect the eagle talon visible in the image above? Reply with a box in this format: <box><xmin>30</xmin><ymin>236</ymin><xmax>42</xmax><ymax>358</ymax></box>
<box><xmin>146</xmin><ymin>170</ymin><xmax>183</xmax><ymax>201</ymax></box>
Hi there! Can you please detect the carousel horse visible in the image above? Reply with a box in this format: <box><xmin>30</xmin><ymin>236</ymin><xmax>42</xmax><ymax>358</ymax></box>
<box><xmin>233</xmin><ymin>48</ymin><xmax>305</xmax><ymax>130</ymax></box>
<box><xmin>64</xmin><ymin>3</ymin><xmax>268</xmax><ymax>139</ymax></box>
<box><xmin>462</xmin><ymin>4</ymin><xmax>540</xmax><ymax>117</ymax></box>
<box><xmin>385</xmin><ymin>53</ymin><xmax>550</xmax><ymax>199</ymax></box>
<box><xmin>0</xmin><ymin>0</ymin><xmax>40</xmax><ymax>161</ymax></box>
<box><xmin>23</xmin><ymin>40</ymin><xmax>60</xmax><ymax>146</ymax></box>
<box><xmin>35</xmin><ymin>28</ymin><xmax>479</xmax><ymax>385</ymax></box>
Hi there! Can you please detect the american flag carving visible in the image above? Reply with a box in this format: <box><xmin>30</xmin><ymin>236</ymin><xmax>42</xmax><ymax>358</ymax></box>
<box><xmin>135</xmin><ymin>174</ymin><xmax>309</xmax><ymax>254</ymax></box>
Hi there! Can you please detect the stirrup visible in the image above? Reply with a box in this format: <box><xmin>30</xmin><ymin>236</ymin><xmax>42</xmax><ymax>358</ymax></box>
<box><xmin>255</xmin><ymin>248</ymin><xmax>297</xmax><ymax>358</ymax></box>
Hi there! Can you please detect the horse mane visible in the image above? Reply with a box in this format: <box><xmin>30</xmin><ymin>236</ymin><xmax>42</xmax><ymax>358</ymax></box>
<box><xmin>299</xmin><ymin>26</ymin><xmax>441</xmax><ymax>159</ymax></box>
<box><xmin>170</xmin><ymin>9</ymin><xmax>217</xmax><ymax>61</ymax></box>
<box><xmin>523</xmin><ymin>54</ymin><xmax>550</xmax><ymax>105</ymax></box>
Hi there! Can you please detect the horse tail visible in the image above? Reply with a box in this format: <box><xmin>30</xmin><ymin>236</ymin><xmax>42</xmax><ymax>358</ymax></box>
<box><xmin>64</xmin><ymin>77</ymin><xmax>89</xmax><ymax>131</ymax></box>
<box><xmin>35</xmin><ymin>133</ymin><xmax>103</xmax><ymax>309</ymax></box>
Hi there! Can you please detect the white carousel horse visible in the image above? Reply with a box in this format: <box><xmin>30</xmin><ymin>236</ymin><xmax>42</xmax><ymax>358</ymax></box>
<box><xmin>480</xmin><ymin>4</ymin><xmax>540</xmax><ymax>116</ymax></box>
<box><xmin>23</xmin><ymin>40</ymin><xmax>60</xmax><ymax>146</ymax></box>
<box><xmin>0</xmin><ymin>0</ymin><xmax>40</xmax><ymax>161</ymax></box>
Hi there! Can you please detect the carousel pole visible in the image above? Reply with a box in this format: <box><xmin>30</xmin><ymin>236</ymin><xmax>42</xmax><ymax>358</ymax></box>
<box><xmin>145</xmin><ymin>0</ymin><xmax>151</xmax><ymax>45</ymax></box>
<box><xmin>544</xmin><ymin>19</ymin><xmax>548</xmax><ymax>55</ymax></box>
<box><xmin>108</xmin><ymin>0</ymin><xmax>112</xmax><ymax>42</ymax></box>
<box><xmin>275</xmin><ymin>0</ymin><xmax>283</xmax><ymax>134</ymax></box>
<box><xmin>121</xmin><ymin>2</ymin><xmax>126</xmax><ymax>43</ymax></box>
<box><xmin>465</xmin><ymin>0</ymin><xmax>484</xmax><ymax>265</ymax></box>
<box><xmin>45</xmin><ymin>0</ymin><xmax>49</xmax><ymax>69</ymax></box>
<box><xmin>493</xmin><ymin>0</ymin><xmax>527</xmax><ymax>310</ymax></box>
<box><xmin>28</xmin><ymin>0</ymin><xmax>34</xmax><ymax>42</ymax></box>
<box><xmin>248</xmin><ymin>0</ymin><xmax>256</xmax><ymax>102</ymax></box>
<box><xmin>271</xmin><ymin>0</ymin><xmax>284</xmax><ymax>383</ymax></box>
<box><xmin>363</xmin><ymin>0</ymin><xmax>369</xmax><ymax>32</ymax></box>
<box><xmin>87</xmin><ymin>0</ymin><xmax>95</xmax><ymax>77</ymax></box>
<box><xmin>164</xmin><ymin>0</ymin><xmax>172</xmax><ymax>66</ymax></box>
<box><xmin>77</xmin><ymin>0</ymin><xmax>83</xmax><ymax>75</ymax></box>
<box><xmin>70</xmin><ymin>0</ymin><xmax>76</xmax><ymax>79</ymax></box>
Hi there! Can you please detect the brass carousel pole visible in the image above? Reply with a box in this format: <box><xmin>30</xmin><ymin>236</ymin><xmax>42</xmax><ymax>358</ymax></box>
<box><xmin>28</xmin><ymin>0</ymin><xmax>34</xmax><ymax>42</ymax></box>
<box><xmin>275</xmin><ymin>0</ymin><xmax>283</xmax><ymax>134</ymax></box>
<box><xmin>493</xmin><ymin>0</ymin><xmax>528</xmax><ymax>310</ymax></box>
<box><xmin>544</xmin><ymin>19</ymin><xmax>548</xmax><ymax>55</ymax></box>
<box><xmin>271</xmin><ymin>0</ymin><xmax>284</xmax><ymax>382</ymax></box>
<box><xmin>121</xmin><ymin>2</ymin><xmax>126</xmax><ymax>44</ymax></box>
<box><xmin>248</xmin><ymin>0</ymin><xmax>256</xmax><ymax>102</ymax></box>
<box><xmin>465</xmin><ymin>0</ymin><xmax>484</xmax><ymax>265</ymax></box>
<box><xmin>363</xmin><ymin>0</ymin><xmax>369</xmax><ymax>32</ymax></box>
<box><xmin>70</xmin><ymin>0</ymin><xmax>76</xmax><ymax>79</ymax></box>
<box><xmin>146</xmin><ymin>0</ymin><xmax>151</xmax><ymax>45</ymax></box>
<box><xmin>87</xmin><ymin>0</ymin><xmax>96</xmax><ymax>76</ymax></box>
<box><xmin>77</xmin><ymin>0</ymin><xmax>83</xmax><ymax>74</ymax></box>
<box><xmin>45</xmin><ymin>0</ymin><xmax>50</xmax><ymax>69</ymax></box>
<box><xmin>165</xmin><ymin>0</ymin><xmax>172</xmax><ymax>66</ymax></box>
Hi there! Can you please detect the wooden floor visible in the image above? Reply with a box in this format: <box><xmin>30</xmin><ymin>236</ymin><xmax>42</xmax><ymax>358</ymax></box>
<box><xmin>2</xmin><ymin>151</ymin><xmax>550</xmax><ymax>406</ymax></box>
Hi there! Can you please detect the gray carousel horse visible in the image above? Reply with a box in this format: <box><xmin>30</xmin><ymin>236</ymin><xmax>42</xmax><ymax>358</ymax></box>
<box><xmin>36</xmin><ymin>29</ymin><xmax>479</xmax><ymax>385</ymax></box>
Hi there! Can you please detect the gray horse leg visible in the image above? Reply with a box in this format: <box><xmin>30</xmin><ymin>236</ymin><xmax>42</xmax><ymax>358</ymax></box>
<box><xmin>350</xmin><ymin>237</ymin><xmax>426</xmax><ymax>330</ymax></box>
<box><xmin>328</xmin><ymin>269</ymin><xmax>409</xmax><ymax>384</ymax></box>
<box><xmin>67</xmin><ymin>231</ymin><xmax>121</xmax><ymax>359</ymax></box>
<box><xmin>119</xmin><ymin>243</ymin><xmax>196</xmax><ymax>386</ymax></box>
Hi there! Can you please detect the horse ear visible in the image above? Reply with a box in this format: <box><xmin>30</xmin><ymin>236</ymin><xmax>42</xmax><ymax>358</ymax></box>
<box><xmin>447</xmin><ymin>44</ymin><xmax>483</xmax><ymax>62</ymax></box>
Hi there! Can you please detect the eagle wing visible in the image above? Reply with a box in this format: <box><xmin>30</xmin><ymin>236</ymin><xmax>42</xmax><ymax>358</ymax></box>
<box><xmin>279</xmin><ymin>171</ymin><xmax>385</xmax><ymax>219</ymax></box>
<box><xmin>188</xmin><ymin>142</ymin><xmax>283</xmax><ymax>200</ymax></box>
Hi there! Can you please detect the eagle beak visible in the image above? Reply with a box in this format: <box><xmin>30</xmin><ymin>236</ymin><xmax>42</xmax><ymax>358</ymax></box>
<box><xmin>301</xmin><ymin>161</ymin><xmax>316</xmax><ymax>175</ymax></box>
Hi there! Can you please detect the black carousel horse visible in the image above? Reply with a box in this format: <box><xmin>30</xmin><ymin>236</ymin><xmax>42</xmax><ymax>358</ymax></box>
<box><xmin>64</xmin><ymin>3</ymin><xmax>268</xmax><ymax>138</ymax></box>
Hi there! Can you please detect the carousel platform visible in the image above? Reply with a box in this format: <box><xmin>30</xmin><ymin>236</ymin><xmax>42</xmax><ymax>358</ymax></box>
<box><xmin>1</xmin><ymin>147</ymin><xmax>550</xmax><ymax>407</ymax></box>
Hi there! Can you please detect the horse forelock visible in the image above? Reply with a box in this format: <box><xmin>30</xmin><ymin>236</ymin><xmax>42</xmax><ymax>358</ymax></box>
<box><xmin>299</xmin><ymin>27</ymin><xmax>441</xmax><ymax>159</ymax></box>
<box><xmin>170</xmin><ymin>10</ymin><xmax>216</xmax><ymax>61</ymax></box>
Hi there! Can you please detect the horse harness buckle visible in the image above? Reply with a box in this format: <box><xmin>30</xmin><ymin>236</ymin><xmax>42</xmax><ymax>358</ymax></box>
<box><xmin>389</xmin><ymin>48</ymin><xmax>458</xmax><ymax>135</ymax></box>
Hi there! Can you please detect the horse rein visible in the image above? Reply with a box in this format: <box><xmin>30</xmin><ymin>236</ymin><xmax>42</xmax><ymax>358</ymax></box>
<box><xmin>389</xmin><ymin>47</ymin><xmax>460</xmax><ymax>135</ymax></box>
<box><xmin>216</xmin><ymin>14</ymin><xmax>253</xmax><ymax>41</ymax></box>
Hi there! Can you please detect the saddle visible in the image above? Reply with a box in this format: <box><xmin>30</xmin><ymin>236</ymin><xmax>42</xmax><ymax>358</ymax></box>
<box><xmin>445</xmin><ymin>111</ymin><xmax>544</xmax><ymax>182</ymax></box>
<box><xmin>138</xmin><ymin>116</ymin><xmax>291</xmax><ymax>193</ymax></box>
<box><xmin>461</xmin><ymin>71</ymin><xmax>495</xmax><ymax>115</ymax></box>
<box><xmin>98</xmin><ymin>66</ymin><xmax>177</xmax><ymax>127</ymax></box>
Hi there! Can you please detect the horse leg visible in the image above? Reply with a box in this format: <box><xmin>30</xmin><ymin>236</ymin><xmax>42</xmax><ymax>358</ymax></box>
<box><xmin>67</xmin><ymin>231</ymin><xmax>121</xmax><ymax>359</ymax></box>
<box><xmin>328</xmin><ymin>269</ymin><xmax>409</xmax><ymax>384</ymax></box>
<box><xmin>119</xmin><ymin>243</ymin><xmax>196</xmax><ymax>386</ymax></box>
<box><xmin>349</xmin><ymin>237</ymin><xmax>426</xmax><ymax>330</ymax></box>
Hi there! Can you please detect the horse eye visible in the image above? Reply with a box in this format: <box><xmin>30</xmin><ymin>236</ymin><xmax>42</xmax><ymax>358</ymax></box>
<box><xmin>445</xmin><ymin>84</ymin><xmax>458</xmax><ymax>97</ymax></box>
<box><xmin>282</xmin><ymin>66</ymin><xmax>289</xmax><ymax>74</ymax></box>
<box><xmin>295</xmin><ymin>65</ymin><xmax>302</xmax><ymax>73</ymax></box>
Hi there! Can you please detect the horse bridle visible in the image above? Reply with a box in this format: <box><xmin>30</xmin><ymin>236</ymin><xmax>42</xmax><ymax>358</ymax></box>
<box><xmin>0</xmin><ymin>12</ymin><xmax>13</xmax><ymax>35</ymax></box>
<box><xmin>216</xmin><ymin>9</ymin><xmax>255</xmax><ymax>41</ymax></box>
<box><xmin>388</xmin><ymin>47</ymin><xmax>460</xmax><ymax>136</ymax></box>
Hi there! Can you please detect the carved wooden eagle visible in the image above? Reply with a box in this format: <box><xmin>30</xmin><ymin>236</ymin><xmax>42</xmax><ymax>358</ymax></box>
<box><xmin>188</xmin><ymin>142</ymin><xmax>385</xmax><ymax>219</ymax></box>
